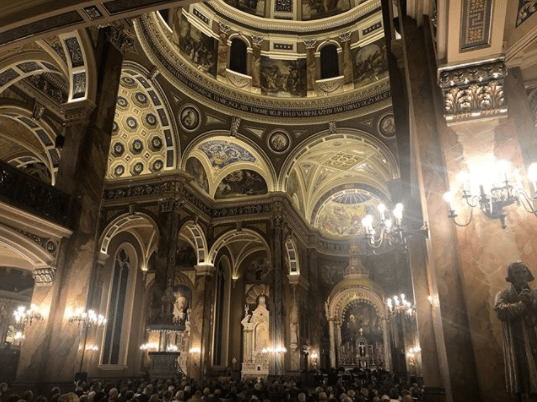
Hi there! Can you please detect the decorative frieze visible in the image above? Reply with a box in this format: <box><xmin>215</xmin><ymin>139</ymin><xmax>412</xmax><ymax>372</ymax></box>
<box><xmin>438</xmin><ymin>60</ymin><xmax>507</xmax><ymax>123</ymax></box>
<box><xmin>517</xmin><ymin>0</ymin><xmax>537</xmax><ymax>27</ymax></box>
<box><xmin>461</xmin><ymin>0</ymin><xmax>493</xmax><ymax>50</ymax></box>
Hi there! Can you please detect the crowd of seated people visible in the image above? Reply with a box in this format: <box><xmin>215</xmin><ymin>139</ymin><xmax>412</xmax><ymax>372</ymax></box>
<box><xmin>0</xmin><ymin>368</ymin><xmax>422</xmax><ymax>402</ymax></box>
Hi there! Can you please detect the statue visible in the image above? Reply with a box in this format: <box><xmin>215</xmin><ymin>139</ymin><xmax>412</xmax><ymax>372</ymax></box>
<box><xmin>494</xmin><ymin>261</ymin><xmax>537</xmax><ymax>402</ymax></box>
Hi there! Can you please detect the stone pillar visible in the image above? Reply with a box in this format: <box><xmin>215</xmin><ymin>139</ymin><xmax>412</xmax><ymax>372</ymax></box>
<box><xmin>187</xmin><ymin>264</ymin><xmax>215</xmax><ymax>380</ymax></box>
<box><xmin>328</xmin><ymin>319</ymin><xmax>336</xmax><ymax>368</ymax></box>
<box><xmin>250</xmin><ymin>36</ymin><xmax>263</xmax><ymax>94</ymax></box>
<box><xmin>335</xmin><ymin>322</ymin><xmax>342</xmax><ymax>366</ymax></box>
<box><xmin>270</xmin><ymin>204</ymin><xmax>284</xmax><ymax>375</ymax></box>
<box><xmin>304</xmin><ymin>39</ymin><xmax>317</xmax><ymax>97</ymax></box>
<box><xmin>217</xmin><ymin>23</ymin><xmax>230</xmax><ymax>83</ymax></box>
<box><xmin>382</xmin><ymin>316</ymin><xmax>391</xmax><ymax>371</ymax></box>
<box><xmin>16</xmin><ymin>24</ymin><xmax>126</xmax><ymax>385</ymax></box>
<box><xmin>338</xmin><ymin>32</ymin><xmax>353</xmax><ymax>90</ymax></box>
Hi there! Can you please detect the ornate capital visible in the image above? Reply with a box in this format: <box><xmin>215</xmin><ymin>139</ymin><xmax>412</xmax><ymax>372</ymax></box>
<box><xmin>328</xmin><ymin>121</ymin><xmax>337</xmax><ymax>134</ymax></box>
<box><xmin>218</xmin><ymin>22</ymin><xmax>231</xmax><ymax>34</ymax></box>
<box><xmin>159</xmin><ymin>197</ymin><xmax>182</xmax><ymax>213</ymax></box>
<box><xmin>33</xmin><ymin>267</ymin><xmax>56</xmax><ymax>286</ymax></box>
<box><xmin>251</xmin><ymin>36</ymin><xmax>264</xmax><ymax>47</ymax></box>
<box><xmin>338</xmin><ymin>32</ymin><xmax>351</xmax><ymax>42</ymax></box>
<box><xmin>230</xmin><ymin>116</ymin><xmax>241</xmax><ymax>136</ymax></box>
<box><xmin>106</xmin><ymin>21</ymin><xmax>135</xmax><ymax>54</ymax></box>
<box><xmin>438</xmin><ymin>59</ymin><xmax>507</xmax><ymax>124</ymax></box>
<box><xmin>303</xmin><ymin>39</ymin><xmax>317</xmax><ymax>49</ymax></box>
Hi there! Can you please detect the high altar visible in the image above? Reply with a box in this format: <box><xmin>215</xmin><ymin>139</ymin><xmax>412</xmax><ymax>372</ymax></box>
<box><xmin>241</xmin><ymin>293</ymin><xmax>270</xmax><ymax>380</ymax></box>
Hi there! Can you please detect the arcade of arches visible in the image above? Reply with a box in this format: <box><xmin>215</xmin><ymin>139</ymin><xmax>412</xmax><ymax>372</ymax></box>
<box><xmin>1</xmin><ymin>1</ymin><xmax>537</xmax><ymax>401</ymax></box>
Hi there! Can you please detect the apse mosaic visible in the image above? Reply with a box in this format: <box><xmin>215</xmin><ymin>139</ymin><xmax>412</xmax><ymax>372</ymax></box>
<box><xmin>178</xmin><ymin>15</ymin><xmax>217</xmax><ymax>77</ymax></box>
<box><xmin>185</xmin><ymin>157</ymin><xmax>209</xmax><ymax>194</ymax></box>
<box><xmin>315</xmin><ymin>190</ymin><xmax>384</xmax><ymax>237</ymax></box>
<box><xmin>198</xmin><ymin>140</ymin><xmax>256</xmax><ymax>169</ymax></box>
<box><xmin>352</xmin><ymin>37</ymin><xmax>388</xmax><ymax>87</ymax></box>
<box><xmin>215</xmin><ymin>169</ymin><xmax>268</xmax><ymax>199</ymax></box>
<box><xmin>106</xmin><ymin>72</ymin><xmax>174</xmax><ymax>180</ymax></box>
<box><xmin>260</xmin><ymin>57</ymin><xmax>307</xmax><ymax>97</ymax></box>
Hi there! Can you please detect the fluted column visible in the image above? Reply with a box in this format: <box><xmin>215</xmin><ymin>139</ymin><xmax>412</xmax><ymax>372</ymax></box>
<box><xmin>304</xmin><ymin>39</ymin><xmax>317</xmax><ymax>97</ymax></box>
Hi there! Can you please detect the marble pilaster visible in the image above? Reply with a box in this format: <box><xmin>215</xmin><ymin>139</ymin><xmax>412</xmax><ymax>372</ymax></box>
<box><xmin>304</xmin><ymin>40</ymin><xmax>317</xmax><ymax>97</ymax></box>
<box><xmin>187</xmin><ymin>264</ymin><xmax>215</xmax><ymax>380</ymax></box>
<box><xmin>328</xmin><ymin>319</ymin><xmax>336</xmax><ymax>367</ymax></box>
<box><xmin>250</xmin><ymin>36</ymin><xmax>263</xmax><ymax>92</ymax></box>
<box><xmin>270</xmin><ymin>210</ymin><xmax>284</xmax><ymax>375</ymax></box>
<box><xmin>338</xmin><ymin>33</ymin><xmax>353</xmax><ymax>90</ymax></box>
<box><xmin>16</xmin><ymin>26</ymin><xmax>124</xmax><ymax>384</ymax></box>
<box><xmin>217</xmin><ymin>23</ymin><xmax>230</xmax><ymax>81</ymax></box>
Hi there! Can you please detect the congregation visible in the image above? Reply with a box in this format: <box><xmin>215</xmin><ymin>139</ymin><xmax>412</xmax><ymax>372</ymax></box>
<box><xmin>0</xmin><ymin>369</ymin><xmax>421</xmax><ymax>402</ymax></box>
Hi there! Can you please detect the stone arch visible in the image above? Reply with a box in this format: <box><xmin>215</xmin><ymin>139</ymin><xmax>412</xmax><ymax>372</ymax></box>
<box><xmin>284</xmin><ymin>236</ymin><xmax>300</xmax><ymax>275</ymax></box>
<box><xmin>0</xmin><ymin>225</ymin><xmax>54</xmax><ymax>269</ymax></box>
<box><xmin>178</xmin><ymin>220</ymin><xmax>208</xmax><ymax>266</ymax></box>
<box><xmin>0</xmin><ymin>104</ymin><xmax>62</xmax><ymax>184</ymax></box>
<box><xmin>208</xmin><ymin>229</ymin><xmax>271</xmax><ymax>279</ymax></box>
<box><xmin>99</xmin><ymin>213</ymin><xmax>158</xmax><ymax>269</ymax></box>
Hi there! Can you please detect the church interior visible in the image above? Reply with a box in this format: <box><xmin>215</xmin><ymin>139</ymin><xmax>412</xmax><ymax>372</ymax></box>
<box><xmin>1</xmin><ymin>0</ymin><xmax>537</xmax><ymax>401</ymax></box>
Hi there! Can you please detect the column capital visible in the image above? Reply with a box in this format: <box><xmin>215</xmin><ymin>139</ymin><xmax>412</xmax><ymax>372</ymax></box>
<box><xmin>252</xmin><ymin>36</ymin><xmax>264</xmax><ymax>47</ymax></box>
<box><xmin>106</xmin><ymin>21</ymin><xmax>135</xmax><ymax>55</ymax></box>
<box><xmin>195</xmin><ymin>264</ymin><xmax>215</xmax><ymax>276</ymax></box>
<box><xmin>338</xmin><ymin>32</ymin><xmax>351</xmax><ymax>42</ymax></box>
<box><xmin>218</xmin><ymin>22</ymin><xmax>231</xmax><ymax>34</ymax></box>
<box><xmin>303</xmin><ymin>39</ymin><xmax>317</xmax><ymax>49</ymax></box>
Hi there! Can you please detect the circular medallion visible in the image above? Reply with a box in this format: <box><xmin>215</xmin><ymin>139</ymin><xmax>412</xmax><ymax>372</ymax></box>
<box><xmin>378</xmin><ymin>113</ymin><xmax>396</xmax><ymax>138</ymax></box>
<box><xmin>112</xmin><ymin>121</ymin><xmax>119</xmax><ymax>133</ymax></box>
<box><xmin>113</xmin><ymin>142</ymin><xmax>124</xmax><ymax>155</ymax></box>
<box><xmin>135</xmin><ymin>92</ymin><xmax>148</xmax><ymax>104</ymax></box>
<box><xmin>117</xmin><ymin>96</ymin><xmax>129</xmax><ymax>108</ymax></box>
<box><xmin>133</xmin><ymin>162</ymin><xmax>144</xmax><ymax>175</ymax></box>
<box><xmin>268</xmin><ymin>131</ymin><xmax>290</xmax><ymax>153</ymax></box>
<box><xmin>153</xmin><ymin>159</ymin><xmax>164</xmax><ymax>171</ymax></box>
<box><xmin>114</xmin><ymin>165</ymin><xmax>125</xmax><ymax>176</ymax></box>
<box><xmin>151</xmin><ymin>136</ymin><xmax>163</xmax><ymax>150</ymax></box>
<box><xmin>126</xmin><ymin>116</ymin><xmax>138</xmax><ymax>130</ymax></box>
<box><xmin>179</xmin><ymin>105</ymin><xmax>200</xmax><ymax>131</ymax></box>
<box><xmin>145</xmin><ymin>113</ymin><xmax>157</xmax><ymax>126</ymax></box>
<box><xmin>120</xmin><ymin>76</ymin><xmax>136</xmax><ymax>87</ymax></box>
<box><xmin>132</xmin><ymin>139</ymin><xmax>144</xmax><ymax>153</ymax></box>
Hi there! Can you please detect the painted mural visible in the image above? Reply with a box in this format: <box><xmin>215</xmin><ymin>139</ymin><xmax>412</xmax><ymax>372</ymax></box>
<box><xmin>223</xmin><ymin>0</ymin><xmax>263</xmax><ymax>17</ymax></box>
<box><xmin>260</xmin><ymin>57</ymin><xmax>307</xmax><ymax>97</ymax></box>
<box><xmin>352</xmin><ymin>38</ymin><xmax>388</xmax><ymax>87</ymax></box>
<box><xmin>185</xmin><ymin>157</ymin><xmax>209</xmax><ymax>194</ymax></box>
<box><xmin>178</xmin><ymin>14</ymin><xmax>217</xmax><ymax>77</ymax></box>
<box><xmin>302</xmin><ymin>0</ymin><xmax>350</xmax><ymax>20</ymax></box>
<box><xmin>199</xmin><ymin>140</ymin><xmax>256</xmax><ymax>169</ymax></box>
<box><xmin>286</xmin><ymin>170</ymin><xmax>304</xmax><ymax>214</ymax></box>
<box><xmin>215</xmin><ymin>169</ymin><xmax>268</xmax><ymax>199</ymax></box>
<box><xmin>316</xmin><ymin>191</ymin><xmax>383</xmax><ymax>237</ymax></box>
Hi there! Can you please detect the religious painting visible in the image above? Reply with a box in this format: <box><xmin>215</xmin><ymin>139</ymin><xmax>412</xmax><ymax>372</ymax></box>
<box><xmin>223</xmin><ymin>0</ymin><xmax>264</xmax><ymax>17</ymax></box>
<box><xmin>178</xmin><ymin>14</ymin><xmax>217</xmax><ymax>77</ymax></box>
<box><xmin>260</xmin><ymin>57</ymin><xmax>307</xmax><ymax>97</ymax></box>
<box><xmin>215</xmin><ymin>169</ymin><xmax>268</xmax><ymax>199</ymax></box>
<box><xmin>341</xmin><ymin>300</ymin><xmax>382</xmax><ymax>345</ymax></box>
<box><xmin>185</xmin><ymin>157</ymin><xmax>209</xmax><ymax>194</ymax></box>
<box><xmin>199</xmin><ymin>140</ymin><xmax>256</xmax><ymax>169</ymax></box>
<box><xmin>180</xmin><ymin>105</ymin><xmax>201</xmax><ymax>131</ymax></box>
<box><xmin>268</xmin><ymin>131</ymin><xmax>290</xmax><ymax>153</ymax></box>
<box><xmin>302</xmin><ymin>0</ymin><xmax>350</xmax><ymax>20</ymax></box>
<box><xmin>352</xmin><ymin>38</ymin><xmax>388</xmax><ymax>87</ymax></box>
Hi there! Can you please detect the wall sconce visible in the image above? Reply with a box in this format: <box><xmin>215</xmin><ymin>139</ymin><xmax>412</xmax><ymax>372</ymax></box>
<box><xmin>386</xmin><ymin>294</ymin><xmax>414</xmax><ymax>316</ymax></box>
<box><xmin>311</xmin><ymin>350</ymin><xmax>318</xmax><ymax>368</ymax></box>
<box><xmin>444</xmin><ymin>160</ymin><xmax>537</xmax><ymax>229</ymax></box>
<box><xmin>189</xmin><ymin>347</ymin><xmax>201</xmax><ymax>354</ymax></box>
<box><xmin>262</xmin><ymin>345</ymin><xmax>287</xmax><ymax>354</ymax></box>
<box><xmin>14</xmin><ymin>304</ymin><xmax>45</xmax><ymax>329</ymax></box>
<box><xmin>66</xmin><ymin>307</ymin><xmax>106</xmax><ymax>329</ymax></box>
<box><xmin>140</xmin><ymin>342</ymin><xmax>159</xmax><ymax>351</ymax></box>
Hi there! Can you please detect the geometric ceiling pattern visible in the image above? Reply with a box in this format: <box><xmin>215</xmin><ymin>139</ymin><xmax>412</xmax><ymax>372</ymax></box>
<box><xmin>106</xmin><ymin>69</ymin><xmax>176</xmax><ymax>180</ymax></box>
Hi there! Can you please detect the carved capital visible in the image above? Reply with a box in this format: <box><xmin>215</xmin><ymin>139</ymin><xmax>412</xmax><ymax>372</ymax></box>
<box><xmin>106</xmin><ymin>21</ymin><xmax>135</xmax><ymax>54</ymax></box>
<box><xmin>328</xmin><ymin>121</ymin><xmax>337</xmax><ymax>134</ymax></box>
<box><xmin>438</xmin><ymin>59</ymin><xmax>508</xmax><ymax>123</ymax></box>
<box><xmin>338</xmin><ymin>32</ymin><xmax>351</xmax><ymax>42</ymax></box>
<box><xmin>251</xmin><ymin>36</ymin><xmax>264</xmax><ymax>47</ymax></box>
<box><xmin>230</xmin><ymin>116</ymin><xmax>241</xmax><ymax>136</ymax></box>
<box><xmin>218</xmin><ymin>22</ymin><xmax>231</xmax><ymax>34</ymax></box>
<box><xmin>33</xmin><ymin>267</ymin><xmax>56</xmax><ymax>286</ymax></box>
<box><xmin>303</xmin><ymin>39</ymin><xmax>317</xmax><ymax>49</ymax></box>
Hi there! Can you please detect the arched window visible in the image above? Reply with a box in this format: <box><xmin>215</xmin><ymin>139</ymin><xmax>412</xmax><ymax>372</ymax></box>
<box><xmin>229</xmin><ymin>38</ymin><xmax>248</xmax><ymax>75</ymax></box>
<box><xmin>320</xmin><ymin>44</ymin><xmax>339</xmax><ymax>79</ymax></box>
<box><xmin>212</xmin><ymin>261</ymin><xmax>225</xmax><ymax>365</ymax></box>
<box><xmin>102</xmin><ymin>248</ymin><xmax>130</xmax><ymax>364</ymax></box>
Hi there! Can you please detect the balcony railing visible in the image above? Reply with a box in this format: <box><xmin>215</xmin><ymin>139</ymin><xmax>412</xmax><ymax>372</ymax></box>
<box><xmin>0</xmin><ymin>160</ymin><xmax>69</xmax><ymax>226</ymax></box>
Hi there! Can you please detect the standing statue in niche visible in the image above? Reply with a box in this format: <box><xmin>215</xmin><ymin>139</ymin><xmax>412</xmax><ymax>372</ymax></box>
<box><xmin>494</xmin><ymin>261</ymin><xmax>537</xmax><ymax>402</ymax></box>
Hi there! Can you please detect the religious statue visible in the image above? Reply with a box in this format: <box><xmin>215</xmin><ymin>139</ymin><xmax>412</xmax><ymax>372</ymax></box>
<box><xmin>494</xmin><ymin>261</ymin><xmax>537</xmax><ymax>402</ymax></box>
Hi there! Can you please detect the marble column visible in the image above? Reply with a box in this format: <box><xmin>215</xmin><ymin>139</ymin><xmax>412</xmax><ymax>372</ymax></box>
<box><xmin>16</xmin><ymin>25</ymin><xmax>125</xmax><ymax>385</ymax></box>
<box><xmin>250</xmin><ymin>36</ymin><xmax>263</xmax><ymax>94</ymax></box>
<box><xmin>303</xmin><ymin>39</ymin><xmax>317</xmax><ymax>97</ymax></box>
<box><xmin>187</xmin><ymin>264</ymin><xmax>215</xmax><ymax>380</ymax></box>
<box><xmin>328</xmin><ymin>319</ymin><xmax>336</xmax><ymax>368</ymax></box>
<box><xmin>338</xmin><ymin>32</ymin><xmax>353</xmax><ymax>90</ymax></box>
<box><xmin>217</xmin><ymin>23</ymin><xmax>230</xmax><ymax>83</ymax></box>
<box><xmin>270</xmin><ymin>207</ymin><xmax>284</xmax><ymax>375</ymax></box>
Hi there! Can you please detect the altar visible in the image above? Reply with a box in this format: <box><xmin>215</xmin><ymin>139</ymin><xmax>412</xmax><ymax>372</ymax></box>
<box><xmin>241</xmin><ymin>293</ymin><xmax>270</xmax><ymax>380</ymax></box>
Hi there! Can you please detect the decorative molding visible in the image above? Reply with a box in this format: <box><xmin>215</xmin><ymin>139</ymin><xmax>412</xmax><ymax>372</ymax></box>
<box><xmin>460</xmin><ymin>0</ymin><xmax>492</xmax><ymax>50</ymax></box>
<box><xmin>33</xmin><ymin>267</ymin><xmax>56</xmax><ymax>285</ymax></box>
<box><xmin>517</xmin><ymin>0</ymin><xmax>537</xmax><ymax>27</ymax></box>
<box><xmin>303</xmin><ymin>39</ymin><xmax>317</xmax><ymax>49</ymax></box>
<box><xmin>338</xmin><ymin>32</ymin><xmax>351</xmax><ymax>42</ymax></box>
<box><xmin>251</xmin><ymin>36</ymin><xmax>264</xmax><ymax>47</ymax></box>
<box><xmin>230</xmin><ymin>116</ymin><xmax>241</xmax><ymax>136</ymax></box>
<box><xmin>438</xmin><ymin>59</ymin><xmax>507</xmax><ymax>123</ymax></box>
<box><xmin>106</xmin><ymin>22</ymin><xmax>135</xmax><ymax>54</ymax></box>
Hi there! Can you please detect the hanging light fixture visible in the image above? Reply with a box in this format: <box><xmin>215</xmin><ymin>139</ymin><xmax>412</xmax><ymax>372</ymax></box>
<box><xmin>444</xmin><ymin>160</ymin><xmax>537</xmax><ymax>229</ymax></box>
